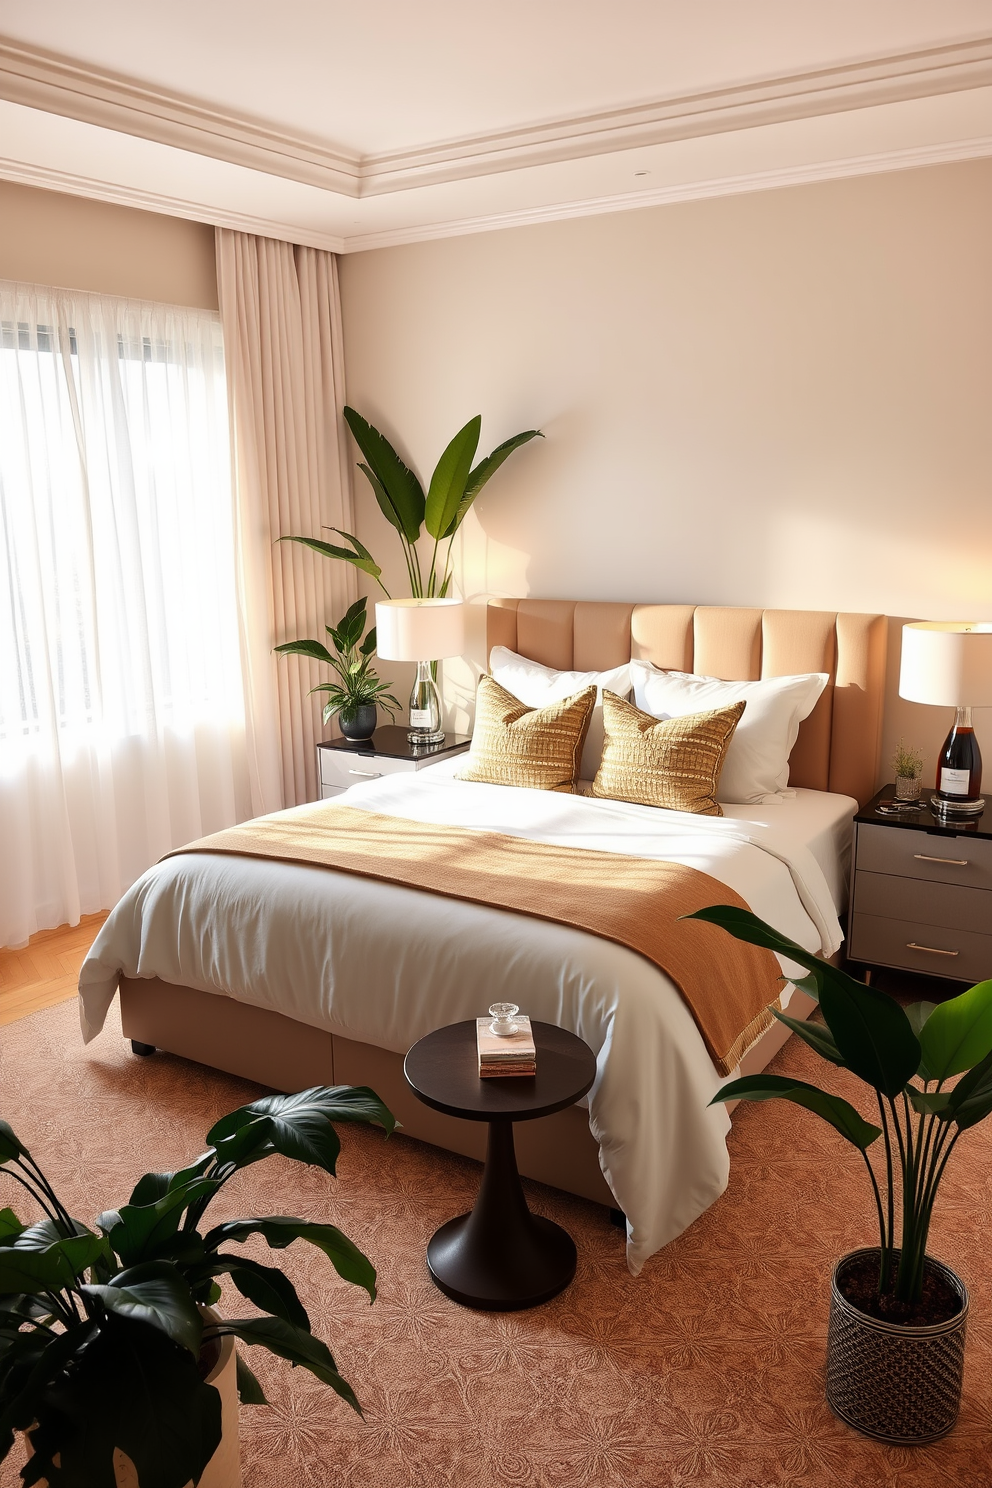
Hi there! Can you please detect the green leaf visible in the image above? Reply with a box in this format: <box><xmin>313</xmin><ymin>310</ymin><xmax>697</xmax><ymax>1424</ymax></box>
<box><xmin>0</xmin><ymin>1209</ymin><xmax>24</xmax><ymax>1244</ymax></box>
<box><xmin>0</xmin><ymin>1122</ymin><xmax>28</xmax><ymax>1163</ymax></box>
<box><xmin>424</xmin><ymin>416</ymin><xmax>481</xmax><ymax>540</ymax></box>
<box><xmin>771</xmin><ymin>1009</ymin><xmax>844</xmax><ymax>1065</ymax></box>
<box><xmin>107</xmin><ymin>1179</ymin><xmax>220</xmax><ymax>1268</ymax></box>
<box><xmin>0</xmin><ymin>1319</ymin><xmax>95</xmax><ymax>1446</ymax></box>
<box><xmin>684</xmin><ymin>904</ymin><xmax>920</xmax><ymax>1097</ymax></box>
<box><xmin>0</xmin><ymin>1234</ymin><xmax>106</xmax><ymax>1295</ymax></box>
<box><xmin>276</xmin><ymin>533</ymin><xmax>383</xmax><ymax>582</ymax></box>
<box><xmin>195</xmin><ymin>1255</ymin><xmax>309</xmax><ymax>1329</ymax></box>
<box><xmin>274</xmin><ymin>638</ymin><xmax>336</xmax><ymax>665</ymax></box>
<box><xmin>204</xmin><ymin>1218</ymin><xmax>376</xmax><ymax>1300</ymax></box>
<box><xmin>919</xmin><ymin>979</ymin><xmax>992</xmax><ymax>1081</ymax></box>
<box><xmin>23</xmin><ymin>1314</ymin><xmax>222</xmax><ymax>1488</ymax></box>
<box><xmin>908</xmin><ymin>1089</ymin><xmax>952</xmax><ymax>1116</ymax></box>
<box><xmin>444</xmin><ymin>429</ymin><xmax>543</xmax><ymax>537</ymax></box>
<box><xmin>945</xmin><ymin>1044</ymin><xmax>992</xmax><ymax>1130</ymax></box>
<box><xmin>235</xmin><ymin>1350</ymin><xmax>268</xmax><ymax>1405</ymax></box>
<box><xmin>82</xmin><ymin>1262</ymin><xmax>202</xmax><ymax>1357</ymax></box>
<box><xmin>344</xmin><ymin>407</ymin><xmax>425</xmax><ymax>543</ymax></box>
<box><xmin>905</xmin><ymin>1001</ymin><xmax>938</xmax><ymax>1080</ymax></box>
<box><xmin>360</xmin><ymin>627</ymin><xmax>377</xmax><ymax>657</ymax></box>
<box><xmin>207</xmin><ymin>1085</ymin><xmax>396</xmax><ymax>1180</ymax></box>
<box><xmin>711</xmin><ymin>1073</ymin><xmax>882</xmax><ymax>1149</ymax></box>
<box><xmin>223</xmin><ymin>1316</ymin><xmax>361</xmax><ymax>1414</ymax></box>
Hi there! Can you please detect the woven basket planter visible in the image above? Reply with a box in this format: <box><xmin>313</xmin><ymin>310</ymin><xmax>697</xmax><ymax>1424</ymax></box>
<box><xmin>826</xmin><ymin>1248</ymin><xmax>968</xmax><ymax>1444</ymax></box>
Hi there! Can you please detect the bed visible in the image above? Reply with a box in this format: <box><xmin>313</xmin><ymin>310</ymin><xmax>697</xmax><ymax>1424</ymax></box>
<box><xmin>79</xmin><ymin>600</ymin><xmax>886</xmax><ymax>1273</ymax></box>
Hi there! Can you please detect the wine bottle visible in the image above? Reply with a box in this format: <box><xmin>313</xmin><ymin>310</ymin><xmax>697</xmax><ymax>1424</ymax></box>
<box><xmin>935</xmin><ymin>707</ymin><xmax>983</xmax><ymax>804</ymax></box>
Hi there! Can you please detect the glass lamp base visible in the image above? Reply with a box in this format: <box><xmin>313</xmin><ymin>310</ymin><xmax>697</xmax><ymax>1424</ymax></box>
<box><xmin>408</xmin><ymin>727</ymin><xmax>446</xmax><ymax>747</ymax></box>
<box><xmin>932</xmin><ymin>794</ymin><xmax>985</xmax><ymax>818</ymax></box>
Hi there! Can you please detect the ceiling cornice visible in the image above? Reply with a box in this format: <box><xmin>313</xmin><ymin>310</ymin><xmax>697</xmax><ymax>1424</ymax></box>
<box><xmin>3</xmin><ymin>133</ymin><xmax>990</xmax><ymax>259</ymax></box>
<box><xmin>1</xmin><ymin>34</ymin><xmax>990</xmax><ymax>198</ymax></box>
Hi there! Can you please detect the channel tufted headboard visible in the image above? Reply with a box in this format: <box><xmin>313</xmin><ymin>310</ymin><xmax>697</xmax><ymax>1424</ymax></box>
<box><xmin>486</xmin><ymin>599</ymin><xmax>887</xmax><ymax>806</ymax></box>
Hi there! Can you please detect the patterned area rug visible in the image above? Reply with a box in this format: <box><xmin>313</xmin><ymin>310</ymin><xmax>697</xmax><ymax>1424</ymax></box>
<box><xmin>1</xmin><ymin>998</ymin><xmax>990</xmax><ymax>1488</ymax></box>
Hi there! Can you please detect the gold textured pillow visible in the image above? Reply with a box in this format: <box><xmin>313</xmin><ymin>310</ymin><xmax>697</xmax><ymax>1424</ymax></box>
<box><xmin>457</xmin><ymin>675</ymin><xmax>596</xmax><ymax>793</ymax></box>
<box><xmin>592</xmin><ymin>690</ymin><xmax>745</xmax><ymax>816</ymax></box>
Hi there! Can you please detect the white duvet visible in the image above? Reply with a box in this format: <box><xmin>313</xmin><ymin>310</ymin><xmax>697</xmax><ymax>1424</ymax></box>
<box><xmin>79</xmin><ymin>758</ymin><xmax>851</xmax><ymax>1274</ymax></box>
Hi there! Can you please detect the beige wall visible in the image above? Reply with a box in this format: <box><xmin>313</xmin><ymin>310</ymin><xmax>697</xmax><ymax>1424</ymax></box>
<box><xmin>0</xmin><ymin>181</ymin><xmax>217</xmax><ymax>308</ymax></box>
<box><xmin>339</xmin><ymin>160</ymin><xmax>992</xmax><ymax>789</ymax></box>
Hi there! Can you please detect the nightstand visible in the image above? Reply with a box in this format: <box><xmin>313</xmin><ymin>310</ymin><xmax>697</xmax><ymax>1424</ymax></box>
<box><xmin>316</xmin><ymin>725</ymin><xmax>471</xmax><ymax>800</ymax></box>
<box><xmin>848</xmin><ymin>786</ymin><xmax>992</xmax><ymax>983</ymax></box>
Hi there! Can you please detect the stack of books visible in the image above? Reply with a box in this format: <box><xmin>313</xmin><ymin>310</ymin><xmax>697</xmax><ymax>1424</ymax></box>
<box><xmin>476</xmin><ymin>1015</ymin><xmax>537</xmax><ymax>1078</ymax></box>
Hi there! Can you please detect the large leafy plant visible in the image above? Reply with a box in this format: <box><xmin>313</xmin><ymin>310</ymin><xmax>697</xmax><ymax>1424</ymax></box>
<box><xmin>687</xmin><ymin>905</ymin><xmax>992</xmax><ymax>1307</ymax></box>
<box><xmin>281</xmin><ymin>407</ymin><xmax>543</xmax><ymax>600</ymax></box>
<box><xmin>275</xmin><ymin>596</ymin><xmax>400</xmax><ymax>725</ymax></box>
<box><xmin>0</xmin><ymin>1085</ymin><xmax>395</xmax><ymax>1487</ymax></box>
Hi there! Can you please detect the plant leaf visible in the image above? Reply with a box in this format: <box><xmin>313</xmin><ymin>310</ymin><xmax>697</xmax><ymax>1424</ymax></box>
<box><xmin>274</xmin><ymin>638</ymin><xmax>336</xmax><ymax>665</ymax></box>
<box><xmin>711</xmin><ymin>1073</ymin><xmax>881</xmax><ymax>1149</ymax></box>
<box><xmin>204</xmin><ymin>1218</ymin><xmax>376</xmax><ymax>1300</ymax></box>
<box><xmin>23</xmin><ymin>1314</ymin><xmax>222</xmax><ymax>1488</ymax></box>
<box><xmin>207</xmin><ymin>1085</ymin><xmax>396</xmax><ymax>1180</ymax></box>
<box><xmin>771</xmin><ymin>1009</ymin><xmax>844</xmax><ymax>1065</ymax></box>
<box><xmin>222</xmin><ymin>1315</ymin><xmax>362</xmax><ymax>1414</ymax></box>
<box><xmin>0</xmin><ymin>1234</ymin><xmax>106</xmax><ymax>1294</ymax></box>
<box><xmin>0</xmin><ymin>1122</ymin><xmax>28</xmax><ymax>1163</ymax></box>
<box><xmin>424</xmin><ymin>416</ymin><xmax>481</xmax><ymax>539</ymax></box>
<box><xmin>946</xmin><ymin>1044</ymin><xmax>992</xmax><ymax>1130</ymax></box>
<box><xmin>107</xmin><ymin>1180</ymin><xmax>219</xmax><ymax>1268</ymax></box>
<box><xmin>82</xmin><ymin>1262</ymin><xmax>202</xmax><ymax>1357</ymax></box>
<box><xmin>684</xmin><ymin>904</ymin><xmax>920</xmax><ymax>1096</ymax></box>
<box><xmin>235</xmin><ymin>1350</ymin><xmax>268</xmax><ymax>1405</ymax></box>
<box><xmin>444</xmin><ymin>429</ymin><xmax>543</xmax><ymax>537</ymax></box>
<box><xmin>905</xmin><ymin>1001</ymin><xmax>938</xmax><ymax>1080</ymax></box>
<box><xmin>196</xmin><ymin>1255</ymin><xmax>310</xmax><ymax>1329</ymax></box>
<box><xmin>344</xmin><ymin>407</ymin><xmax>425</xmax><ymax>543</ymax></box>
<box><xmin>277</xmin><ymin>533</ymin><xmax>383</xmax><ymax>582</ymax></box>
<box><xmin>919</xmin><ymin>979</ymin><xmax>992</xmax><ymax>1081</ymax></box>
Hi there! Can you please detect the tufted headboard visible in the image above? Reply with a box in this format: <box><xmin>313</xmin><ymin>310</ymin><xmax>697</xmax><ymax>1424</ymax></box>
<box><xmin>486</xmin><ymin>599</ymin><xmax>887</xmax><ymax>806</ymax></box>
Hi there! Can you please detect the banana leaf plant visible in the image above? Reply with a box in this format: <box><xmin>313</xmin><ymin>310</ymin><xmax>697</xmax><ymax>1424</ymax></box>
<box><xmin>0</xmin><ymin>1085</ymin><xmax>395</xmax><ymax>1488</ymax></box>
<box><xmin>686</xmin><ymin>904</ymin><xmax>992</xmax><ymax>1307</ymax></box>
<box><xmin>279</xmin><ymin>407</ymin><xmax>543</xmax><ymax>601</ymax></box>
<box><xmin>274</xmin><ymin>596</ymin><xmax>400</xmax><ymax>726</ymax></box>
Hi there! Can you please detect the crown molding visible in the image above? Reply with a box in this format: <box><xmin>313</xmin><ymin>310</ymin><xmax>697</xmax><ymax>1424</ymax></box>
<box><xmin>1</xmin><ymin>34</ymin><xmax>990</xmax><ymax>199</ymax></box>
<box><xmin>0</xmin><ymin>157</ymin><xmax>347</xmax><ymax>252</ymax></box>
<box><xmin>3</xmin><ymin>134</ymin><xmax>990</xmax><ymax>259</ymax></box>
<box><xmin>346</xmin><ymin>134</ymin><xmax>992</xmax><ymax>250</ymax></box>
<box><xmin>0</xmin><ymin>39</ymin><xmax>362</xmax><ymax>196</ymax></box>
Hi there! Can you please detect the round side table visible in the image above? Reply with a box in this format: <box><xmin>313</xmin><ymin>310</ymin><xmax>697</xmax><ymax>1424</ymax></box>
<box><xmin>403</xmin><ymin>1019</ymin><xmax>597</xmax><ymax>1311</ymax></box>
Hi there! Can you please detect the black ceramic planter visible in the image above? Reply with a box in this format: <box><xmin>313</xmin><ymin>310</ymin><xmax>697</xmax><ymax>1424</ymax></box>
<box><xmin>825</xmin><ymin>1247</ymin><xmax>968</xmax><ymax>1444</ymax></box>
<box><xmin>338</xmin><ymin>705</ymin><xmax>377</xmax><ymax>741</ymax></box>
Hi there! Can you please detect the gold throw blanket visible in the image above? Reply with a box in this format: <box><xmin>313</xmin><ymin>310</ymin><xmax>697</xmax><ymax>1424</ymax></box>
<box><xmin>168</xmin><ymin>805</ymin><xmax>783</xmax><ymax>1076</ymax></box>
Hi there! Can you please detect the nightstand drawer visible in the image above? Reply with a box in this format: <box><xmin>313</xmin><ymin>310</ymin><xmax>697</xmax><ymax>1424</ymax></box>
<box><xmin>854</xmin><ymin>871</ymin><xmax>992</xmax><ymax>935</ymax></box>
<box><xmin>849</xmin><ymin>913</ymin><xmax>992</xmax><ymax>983</ymax></box>
<box><xmin>318</xmin><ymin>751</ymin><xmax>417</xmax><ymax>791</ymax></box>
<box><xmin>856</xmin><ymin>823</ymin><xmax>992</xmax><ymax>891</ymax></box>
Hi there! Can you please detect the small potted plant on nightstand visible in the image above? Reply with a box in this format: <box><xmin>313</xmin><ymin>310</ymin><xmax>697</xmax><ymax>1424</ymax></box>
<box><xmin>686</xmin><ymin>903</ymin><xmax>992</xmax><ymax>1445</ymax></box>
<box><xmin>276</xmin><ymin>596</ymin><xmax>400</xmax><ymax>741</ymax></box>
<box><xmin>893</xmin><ymin>740</ymin><xmax>924</xmax><ymax>801</ymax></box>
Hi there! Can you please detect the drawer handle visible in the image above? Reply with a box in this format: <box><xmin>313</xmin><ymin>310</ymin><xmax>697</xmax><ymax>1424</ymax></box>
<box><xmin>906</xmin><ymin>942</ymin><xmax>960</xmax><ymax>957</ymax></box>
<box><xmin>913</xmin><ymin>853</ymin><xmax>969</xmax><ymax>866</ymax></box>
<box><xmin>348</xmin><ymin>768</ymin><xmax>382</xmax><ymax>778</ymax></box>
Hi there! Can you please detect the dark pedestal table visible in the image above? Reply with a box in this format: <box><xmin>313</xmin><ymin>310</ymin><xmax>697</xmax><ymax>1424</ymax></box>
<box><xmin>403</xmin><ymin>1019</ymin><xmax>597</xmax><ymax>1311</ymax></box>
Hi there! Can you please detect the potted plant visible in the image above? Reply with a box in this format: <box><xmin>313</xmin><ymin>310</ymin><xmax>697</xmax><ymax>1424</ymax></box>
<box><xmin>893</xmin><ymin>740</ymin><xmax>925</xmax><ymax>801</ymax></box>
<box><xmin>0</xmin><ymin>1083</ymin><xmax>395</xmax><ymax>1486</ymax></box>
<box><xmin>280</xmin><ymin>407</ymin><xmax>543</xmax><ymax>600</ymax></box>
<box><xmin>275</xmin><ymin>596</ymin><xmax>400</xmax><ymax>741</ymax></box>
<box><xmin>686</xmin><ymin>903</ymin><xmax>992</xmax><ymax>1444</ymax></box>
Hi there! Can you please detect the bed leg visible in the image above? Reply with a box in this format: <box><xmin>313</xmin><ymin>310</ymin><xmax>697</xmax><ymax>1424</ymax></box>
<box><xmin>609</xmin><ymin>1207</ymin><xmax>626</xmax><ymax>1230</ymax></box>
<box><xmin>130</xmin><ymin>1040</ymin><xmax>156</xmax><ymax>1057</ymax></box>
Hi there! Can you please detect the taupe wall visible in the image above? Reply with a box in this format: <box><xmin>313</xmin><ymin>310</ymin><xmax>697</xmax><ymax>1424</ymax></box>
<box><xmin>0</xmin><ymin>181</ymin><xmax>217</xmax><ymax>308</ymax></box>
<box><xmin>339</xmin><ymin>160</ymin><xmax>992</xmax><ymax>788</ymax></box>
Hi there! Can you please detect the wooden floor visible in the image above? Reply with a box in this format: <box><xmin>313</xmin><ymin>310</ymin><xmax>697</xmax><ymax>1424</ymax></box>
<box><xmin>0</xmin><ymin>915</ymin><xmax>108</xmax><ymax>1027</ymax></box>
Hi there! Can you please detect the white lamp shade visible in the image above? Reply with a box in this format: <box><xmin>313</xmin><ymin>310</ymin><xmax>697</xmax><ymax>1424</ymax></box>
<box><xmin>375</xmin><ymin>599</ymin><xmax>465</xmax><ymax>662</ymax></box>
<box><xmin>899</xmin><ymin>622</ymin><xmax>992</xmax><ymax>708</ymax></box>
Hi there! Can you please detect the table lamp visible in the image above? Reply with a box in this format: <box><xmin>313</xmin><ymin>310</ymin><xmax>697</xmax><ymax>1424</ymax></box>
<box><xmin>375</xmin><ymin>598</ymin><xmax>465</xmax><ymax>746</ymax></box>
<box><xmin>898</xmin><ymin>621</ymin><xmax>992</xmax><ymax>818</ymax></box>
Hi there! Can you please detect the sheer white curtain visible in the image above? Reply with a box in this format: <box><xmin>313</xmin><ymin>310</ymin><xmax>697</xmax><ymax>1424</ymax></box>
<box><xmin>0</xmin><ymin>281</ymin><xmax>253</xmax><ymax>947</ymax></box>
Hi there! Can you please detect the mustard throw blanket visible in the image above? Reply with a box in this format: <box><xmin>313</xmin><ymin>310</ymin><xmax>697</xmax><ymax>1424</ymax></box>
<box><xmin>168</xmin><ymin>804</ymin><xmax>783</xmax><ymax>1076</ymax></box>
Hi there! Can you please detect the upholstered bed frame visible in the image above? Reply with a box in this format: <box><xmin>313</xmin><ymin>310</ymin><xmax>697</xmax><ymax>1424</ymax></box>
<box><xmin>119</xmin><ymin>600</ymin><xmax>886</xmax><ymax>1211</ymax></box>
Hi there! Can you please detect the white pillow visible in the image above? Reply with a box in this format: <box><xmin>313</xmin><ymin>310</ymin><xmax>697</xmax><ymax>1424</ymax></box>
<box><xmin>628</xmin><ymin>662</ymin><xmax>828</xmax><ymax>804</ymax></box>
<box><xmin>489</xmin><ymin>646</ymin><xmax>632</xmax><ymax>781</ymax></box>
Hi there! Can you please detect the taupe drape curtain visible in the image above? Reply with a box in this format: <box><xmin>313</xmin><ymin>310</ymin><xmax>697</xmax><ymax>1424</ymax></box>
<box><xmin>216</xmin><ymin>228</ymin><xmax>356</xmax><ymax>810</ymax></box>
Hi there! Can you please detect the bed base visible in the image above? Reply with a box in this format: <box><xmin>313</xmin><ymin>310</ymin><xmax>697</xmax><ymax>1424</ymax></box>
<box><xmin>119</xmin><ymin>977</ymin><xmax>815</xmax><ymax>1211</ymax></box>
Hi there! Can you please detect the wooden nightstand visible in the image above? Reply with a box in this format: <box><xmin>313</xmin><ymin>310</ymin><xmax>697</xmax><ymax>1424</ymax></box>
<box><xmin>848</xmin><ymin>786</ymin><xmax>992</xmax><ymax>983</ymax></box>
<box><xmin>316</xmin><ymin>725</ymin><xmax>471</xmax><ymax>801</ymax></box>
